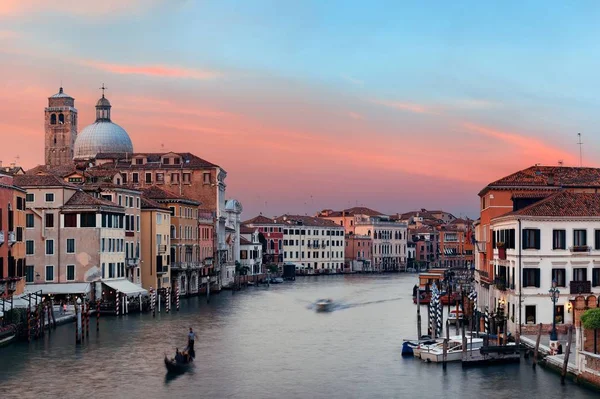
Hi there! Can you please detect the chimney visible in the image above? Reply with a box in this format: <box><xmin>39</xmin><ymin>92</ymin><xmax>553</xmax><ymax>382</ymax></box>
<box><xmin>548</xmin><ymin>173</ymin><xmax>555</xmax><ymax>186</ymax></box>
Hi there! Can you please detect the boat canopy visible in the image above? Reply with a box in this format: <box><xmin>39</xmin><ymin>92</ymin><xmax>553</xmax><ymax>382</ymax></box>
<box><xmin>103</xmin><ymin>279</ymin><xmax>148</xmax><ymax>297</ymax></box>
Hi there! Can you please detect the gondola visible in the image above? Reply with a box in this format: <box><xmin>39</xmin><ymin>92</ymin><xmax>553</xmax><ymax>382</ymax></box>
<box><xmin>164</xmin><ymin>348</ymin><xmax>195</xmax><ymax>373</ymax></box>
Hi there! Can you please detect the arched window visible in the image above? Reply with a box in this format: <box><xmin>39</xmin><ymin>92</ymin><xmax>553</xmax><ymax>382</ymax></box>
<box><xmin>58</xmin><ymin>113</ymin><xmax>65</xmax><ymax>124</ymax></box>
<box><xmin>50</xmin><ymin>114</ymin><xmax>57</xmax><ymax>125</ymax></box>
<box><xmin>170</xmin><ymin>247</ymin><xmax>176</xmax><ymax>263</ymax></box>
<box><xmin>170</xmin><ymin>225</ymin><xmax>176</xmax><ymax>239</ymax></box>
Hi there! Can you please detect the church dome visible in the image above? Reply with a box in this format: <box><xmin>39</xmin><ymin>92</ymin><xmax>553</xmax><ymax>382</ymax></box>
<box><xmin>74</xmin><ymin>122</ymin><xmax>133</xmax><ymax>160</ymax></box>
<box><xmin>73</xmin><ymin>92</ymin><xmax>133</xmax><ymax>160</ymax></box>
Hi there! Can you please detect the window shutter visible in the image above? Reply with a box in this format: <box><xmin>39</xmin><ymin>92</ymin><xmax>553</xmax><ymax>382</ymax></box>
<box><xmin>522</xmin><ymin>230</ymin><xmax>528</xmax><ymax>249</ymax></box>
<box><xmin>534</xmin><ymin>269</ymin><xmax>541</xmax><ymax>288</ymax></box>
<box><xmin>534</xmin><ymin>230</ymin><xmax>541</xmax><ymax>249</ymax></box>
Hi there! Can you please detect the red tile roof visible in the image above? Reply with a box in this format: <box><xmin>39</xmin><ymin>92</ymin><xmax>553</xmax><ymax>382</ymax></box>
<box><xmin>511</xmin><ymin>190</ymin><xmax>556</xmax><ymax>200</ymax></box>
<box><xmin>320</xmin><ymin>207</ymin><xmax>384</xmax><ymax>217</ymax></box>
<box><xmin>93</xmin><ymin>152</ymin><xmax>219</xmax><ymax>169</ymax></box>
<box><xmin>481</xmin><ymin>165</ymin><xmax>600</xmax><ymax>195</ymax></box>
<box><xmin>243</xmin><ymin>215</ymin><xmax>281</xmax><ymax>225</ymax></box>
<box><xmin>141</xmin><ymin>196</ymin><xmax>169</xmax><ymax>211</ymax></box>
<box><xmin>63</xmin><ymin>191</ymin><xmax>123</xmax><ymax>209</ymax></box>
<box><xmin>240</xmin><ymin>237</ymin><xmax>252</xmax><ymax>245</ymax></box>
<box><xmin>14</xmin><ymin>174</ymin><xmax>77</xmax><ymax>188</ymax></box>
<box><xmin>277</xmin><ymin>214</ymin><xmax>343</xmax><ymax>228</ymax></box>
<box><xmin>240</xmin><ymin>226</ymin><xmax>256</xmax><ymax>234</ymax></box>
<box><xmin>142</xmin><ymin>185</ymin><xmax>200</xmax><ymax>205</ymax></box>
<box><xmin>498</xmin><ymin>190</ymin><xmax>600</xmax><ymax>218</ymax></box>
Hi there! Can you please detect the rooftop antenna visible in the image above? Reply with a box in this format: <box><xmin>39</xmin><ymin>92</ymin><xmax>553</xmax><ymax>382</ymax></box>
<box><xmin>558</xmin><ymin>160</ymin><xmax>563</xmax><ymax>166</ymax></box>
<box><xmin>577</xmin><ymin>133</ymin><xmax>583</xmax><ymax>167</ymax></box>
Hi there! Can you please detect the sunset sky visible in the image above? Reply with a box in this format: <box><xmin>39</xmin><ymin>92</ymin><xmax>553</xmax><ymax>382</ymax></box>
<box><xmin>1</xmin><ymin>1</ymin><xmax>599</xmax><ymax>218</ymax></box>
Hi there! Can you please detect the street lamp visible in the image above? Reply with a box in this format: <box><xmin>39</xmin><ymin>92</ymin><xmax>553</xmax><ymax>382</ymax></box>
<box><xmin>549</xmin><ymin>279</ymin><xmax>560</xmax><ymax>341</ymax></box>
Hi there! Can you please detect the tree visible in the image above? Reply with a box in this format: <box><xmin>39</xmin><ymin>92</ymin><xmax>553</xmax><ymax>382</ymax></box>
<box><xmin>267</xmin><ymin>263</ymin><xmax>279</xmax><ymax>275</ymax></box>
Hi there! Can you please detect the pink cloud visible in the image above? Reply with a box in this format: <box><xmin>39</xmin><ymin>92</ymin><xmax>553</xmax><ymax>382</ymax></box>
<box><xmin>79</xmin><ymin>60</ymin><xmax>221</xmax><ymax>80</ymax></box>
<box><xmin>371</xmin><ymin>99</ymin><xmax>433</xmax><ymax>114</ymax></box>
<box><xmin>0</xmin><ymin>0</ymin><xmax>157</xmax><ymax>17</ymax></box>
<box><xmin>347</xmin><ymin>112</ymin><xmax>364</xmax><ymax>120</ymax></box>
<box><xmin>462</xmin><ymin>122</ymin><xmax>581</xmax><ymax>166</ymax></box>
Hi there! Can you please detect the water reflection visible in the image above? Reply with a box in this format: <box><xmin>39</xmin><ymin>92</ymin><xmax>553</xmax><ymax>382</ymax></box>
<box><xmin>0</xmin><ymin>275</ymin><xmax>597</xmax><ymax>399</ymax></box>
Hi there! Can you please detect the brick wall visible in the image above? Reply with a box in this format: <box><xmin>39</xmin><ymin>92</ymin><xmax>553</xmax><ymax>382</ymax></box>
<box><xmin>520</xmin><ymin>323</ymin><xmax>571</xmax><ymax>335</ymax></box>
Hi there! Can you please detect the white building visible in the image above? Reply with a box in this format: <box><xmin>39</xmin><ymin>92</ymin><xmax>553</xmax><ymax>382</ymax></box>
<box><xmin>354</xmin><ymin>215</ymin><xmax>408</xmax><ymax>272</ymax></box>
<box><xmin>279</xmin><ymin>215</ymin><xmax>345</xmax><ymax>273</ymax></box>
<box><xmin>222</xmin><ymin>199</ymin><xmax>243</xmax><ymax>287</ymax></box>
<box><xmin>490</xmin><ymin>191</ymin><xmax>600</xmax><ymax>334</ymax></box>
<box><xmin>240</xmin><ymin>226</ymin><xmax>263</xmax><ymax>275</ymax></box>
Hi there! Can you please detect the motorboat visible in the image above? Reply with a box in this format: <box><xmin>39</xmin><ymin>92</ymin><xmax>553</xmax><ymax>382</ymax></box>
<box><xmin>272</xmin><ymin>277</ymin><xmax>284</xmax><ymax>284</ymax></box>
<box><xmin>402</xmin><ymin>336</ymin><xmax>437</xmax><ymax>357</ymax></box>
<box><xmin>315</xmin><ymin>299</ymin><xmax>333</xmax><ymax>312</ymax></box>
<box><xmin>420</xmin><ymin>336</ymin><xmax>484</xmax><ymax>363</ymax></box>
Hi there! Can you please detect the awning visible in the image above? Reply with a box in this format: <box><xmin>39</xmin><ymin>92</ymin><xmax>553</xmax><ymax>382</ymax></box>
<box><xmin>103</xmin><ymin>279</ymin><xmax>148</xmax><ymax>296</ymax></box>
<box><xmin>24</xmin><ymin>283</ymin><xmax>91</xmax><ymax>296</ymax></box>
<box><xmin>0</xmin><ymin>293</ymin><xmax>43</xmax><ymax>310</ymax></box>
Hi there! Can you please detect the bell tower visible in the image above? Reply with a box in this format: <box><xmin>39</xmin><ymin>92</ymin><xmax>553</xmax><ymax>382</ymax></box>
<box><xmin>45</xmin><ymin>87</ymin><xmax>77</xmax><ymax>166</ymax></box>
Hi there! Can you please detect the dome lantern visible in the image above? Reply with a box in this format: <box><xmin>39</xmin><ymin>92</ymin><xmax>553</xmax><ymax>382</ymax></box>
<box><xmin>95</xmin><ymin>83</ymin><xmax>111</xmax><ymax>121</ymax></box>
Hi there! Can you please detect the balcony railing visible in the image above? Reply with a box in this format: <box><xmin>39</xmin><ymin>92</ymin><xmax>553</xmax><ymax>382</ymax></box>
<box><xmin>157</xmin><ymin>245</ymin><xmax>167</xmax><ymax>254</ymax></box>
<box><xmin>126</xmin><ymin>258</ymin><xmax>139</xmax><ymax>267</ymax></box>
<box><xmin>494</xmin><ymin>277</ymin><xmax>507</xmax><ymax>291</ymax></box>
<box><xmin>570</xmin><ymin>280</ymin><xmax>592</xmax><ymax>295</ymax></box>
<box><xmin>157</xmin><ymin>265</ymin><xmax>168</xmax><ymax>274</ymax></box>
<box><xmin>8</xmin><ymin>231</ymin><xmax>16</xmax><ymax>246</ymax></box>
<box><xmin>570</xmin><ymin>245</ymin><xmax>591</xmax><ymax>253</ymax></box>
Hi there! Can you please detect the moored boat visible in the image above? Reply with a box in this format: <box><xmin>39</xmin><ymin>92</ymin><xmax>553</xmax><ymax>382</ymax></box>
<box><xmin>420</xmin><ymin>337</ymin><xmax>484</xmax><ymax>363</ymax></box>
<box><xmin>402</xmin><ymin>336</ymin><xmax>436</xmax><ymax>357</ymax></box>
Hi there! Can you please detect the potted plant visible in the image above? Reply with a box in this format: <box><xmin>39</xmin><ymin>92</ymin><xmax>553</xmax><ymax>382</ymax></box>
<box><xmin>497</xmin><ymin>242</ymin><xmax>507</xmax><ymax>260</ymax></box>
<box><xmin>527</xmin><ymin>315</ymin><xmax>535</xmax><ymax>324</ymax></box>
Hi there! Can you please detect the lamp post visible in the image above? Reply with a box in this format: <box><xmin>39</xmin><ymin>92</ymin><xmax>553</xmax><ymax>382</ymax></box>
<box><xmin>549</xmin><ymin>279</ymin><xmax>560</xmax><ymax>341</ymax></box>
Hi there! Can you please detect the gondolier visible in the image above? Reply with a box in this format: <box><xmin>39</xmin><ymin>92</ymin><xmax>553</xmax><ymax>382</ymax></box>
<box><xmin>188</xmin><ymin>327</ymin><xmax>197</xmax><ymax>351</ymax></box>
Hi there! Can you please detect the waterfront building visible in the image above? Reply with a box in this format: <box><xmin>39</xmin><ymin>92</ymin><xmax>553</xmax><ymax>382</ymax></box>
<box><xmin>317</xmin><ymin>207</ymin><xmax>384</xmax><ymax>235</ymax></box>
<box><xmin>278</xmin><ymin>215</ymin><xmax>345</xmax><ymax>273</ymax></box>
<box><xmin>353</xmin><ymin>215</ymin><xmax>408</xmax><ymax>272</ymax></box>
<box><xmin>32</xmin><ymin>87</ymin><xmax>231</xmax><ymax>290</ymax></box>
<box><xmin>474</xmin><ymin>165</ymin><xmax>600</xmax><ymax>320</ymax></box>
<box><xmin>140</xmin><ymin>196</ymin><xmax>171</xmax><ymax>293</ymax></box>
<box><xmin>437</xmin><ymin>218</ymin><xmax>474</xmax><ymax>269</ymax></box>
<box><xmin>83</xmin><ymin>183</ymin><xmax>142</xmax><ymax>285</ymax></box>
<box><xmin>239</xmin><ymin>226</ymin><xmax>263</xmax><ymax>276</ymax></box>
<box><xmin>395</xmin><ymin>208</ymin><xmax>454</xmax><ymax>227</ymax></box>
<box><xmin>143</xmin><ymin>186</ymin><xmax>201</xmax><ymax>296</ymax></box>
<box><xmin>0</xmin><ymin>174</ymin><xmax>26</xmax><ymax>297</ymax></box>
<box><xmin>242</xmin><ymin>215</ymin><xmax>284</xmax><ymax>265</ymax></box>
<box><xmin>198</xmin><ymin>210</ymin><xmax>216</xmax><ymax>289</ymax></box>
<box><xmin>410</xmin><ymin>226</ymin><xmax>439</xmax><ymax>268</ymax></box>
<box><xmin>222</xmin><ymin>200</ymin><xmax>243</xmax><ymax>287</ymax></box>
<box><xmin>490</xmin><ymin>190</ymin><xmax>600</xmax><ymax>335</ymax></box>
<box><xmin>344</xmin><ymin>234</ymin><xmax>372</xmax><ymax>272</ymax></box>
<box><xmin>407</xmin><ymin>241</ymin><xmax>416</xmax><ymax>269</ymax></box>
<box><xmin>15</xmin><ymin>174</ymin><xmax>144</xmax><ymax>299</ymax></box>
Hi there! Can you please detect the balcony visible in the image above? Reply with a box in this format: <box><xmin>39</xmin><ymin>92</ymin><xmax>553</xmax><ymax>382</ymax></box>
<box><xmin>8</xmin><ymin>231</ymin><xmax>16</xmax><ymax>246</ymax></box>
<box><xmin>157</xmin><ymin>265</ymin><xmax>168</xmax><ymax>275</ymax></box>
<box><xmin>126</xmin><ymin>258</ymin><xmax>139</xmax><ymax>267</ymax></box>
<box><xmin>570</xmin><ymin>280</ymin><xmax>592</xmax><ymax>295</ymax></box>
<box><xmin>0</xmin><ymin>231</ymin><xmax>4</xmax><ymax>246</ymax></box>
<box><xmin>570</xmin><ymin>245</ymin><xmax>591</xmax><ymax>253</ymax></box>
<box><xmin>171</xmin><ymin>262</ymin><xmax>188</xmax><ymax>270</ymax></box>
<box><xmin>158</xmin><ymin>245</ymin><xmax>167</xmax><ymax>254</ymax></box>
<box><xmin>494</xmin><ymin>277</ymin><xmax>507</xmax><ymax>291</ymax></box>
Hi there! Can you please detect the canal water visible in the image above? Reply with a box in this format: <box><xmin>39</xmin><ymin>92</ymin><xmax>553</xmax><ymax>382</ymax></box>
<box><xmin>0</xmin><ymin>274</ymin><xmax>596</xmax><ymax>399</ymax></box>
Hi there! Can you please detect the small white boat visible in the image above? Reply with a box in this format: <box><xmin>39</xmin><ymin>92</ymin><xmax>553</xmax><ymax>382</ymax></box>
<box><xmin>315</xmin><ymin>299</ymin><xmax>333</xmax><ymax>312</ymax></box>
<box><xmin>420</xmin><ymin>336</ymin><xmax>484</xmax><ymax>363</ymax></box>
<box><xmin>448</xmin><ymin>309</ymin><xmax>464</xmax><ymax>325</ymax></box>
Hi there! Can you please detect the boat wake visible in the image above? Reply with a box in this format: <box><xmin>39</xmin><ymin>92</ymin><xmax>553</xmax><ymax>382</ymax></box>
<box><xmin>306</xmin><ymin>297</ymin><xmax>403</xmax><ymax>312</ymax></box>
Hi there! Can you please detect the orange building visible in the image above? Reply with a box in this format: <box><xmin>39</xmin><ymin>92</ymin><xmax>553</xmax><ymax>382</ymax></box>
<box><xmin>0</xmin><ymin>174</ymin><xmax>27</xmax><ymax>297</ymax></box>
<box><xmin>437</xmin><ymin>219</ymin><xmax>474</xmax><ymax>268</ymax></box>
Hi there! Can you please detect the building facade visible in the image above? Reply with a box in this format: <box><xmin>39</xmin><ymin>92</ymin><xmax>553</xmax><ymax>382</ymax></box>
<box><xmin>438</xmin><ymin>219</ymin><xmax>474</xmax><ymax>269</ymax></box>
<box><xmin>240</xmin><ymin>226</ymin><xmax>263</xmax><ymax>276</ymax></box>
<box><xmin>474</xmin><ymin>165</ymin><xmax>600</xmax><ymax>317</ymax></box>
<box><xmin>490</xmin><ymin>191</ymin><xmax>600</xmax><ymax>336</ymax></box>
<box><xmin>242</xmin><ymin>215</ymin><xmax>284</xmax><ymax>265</ymax></box>
<box><xmin>344</xmin><ymin>234</ymin><xmax>372</xmax><ymax>272</ymax></box>
<box><xmin>0</xmin><ymin>175</ymin><xmax>26</xmax><ymax>297</ymax></box>
<box><xmin>140</xmin><ymin>196</ymin><xmax>171</xmax><ymax>293</ymax></box>
<box><xmin>143</xmin><ymin>186</ymin><xmax>201</xmax><ymax>296</ymax></box>
<box><xmin>353</xmin><ymin>215</ymin><xmax>408</xmax><ymax>272</ymax></box>
<box><xmin>279</xmin><ymin>215</ymin><xmax>345</xmax><ymax>273</ymax></box>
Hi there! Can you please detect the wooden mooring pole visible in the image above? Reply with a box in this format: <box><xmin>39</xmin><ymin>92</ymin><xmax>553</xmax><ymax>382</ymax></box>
<box><xmin>443</xmin><ymin>320</ymin><xmax>450</xmax><ymax>369</ymax></box>
<box><xmin>561</xmin><ymin>325</ymin><xmax>574</xmax><ymax>384</ymax></box>
<box><xmin>533</xmin><ymin>323</ymin><xmax>543</xmax><ymax>369</ymax></box>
